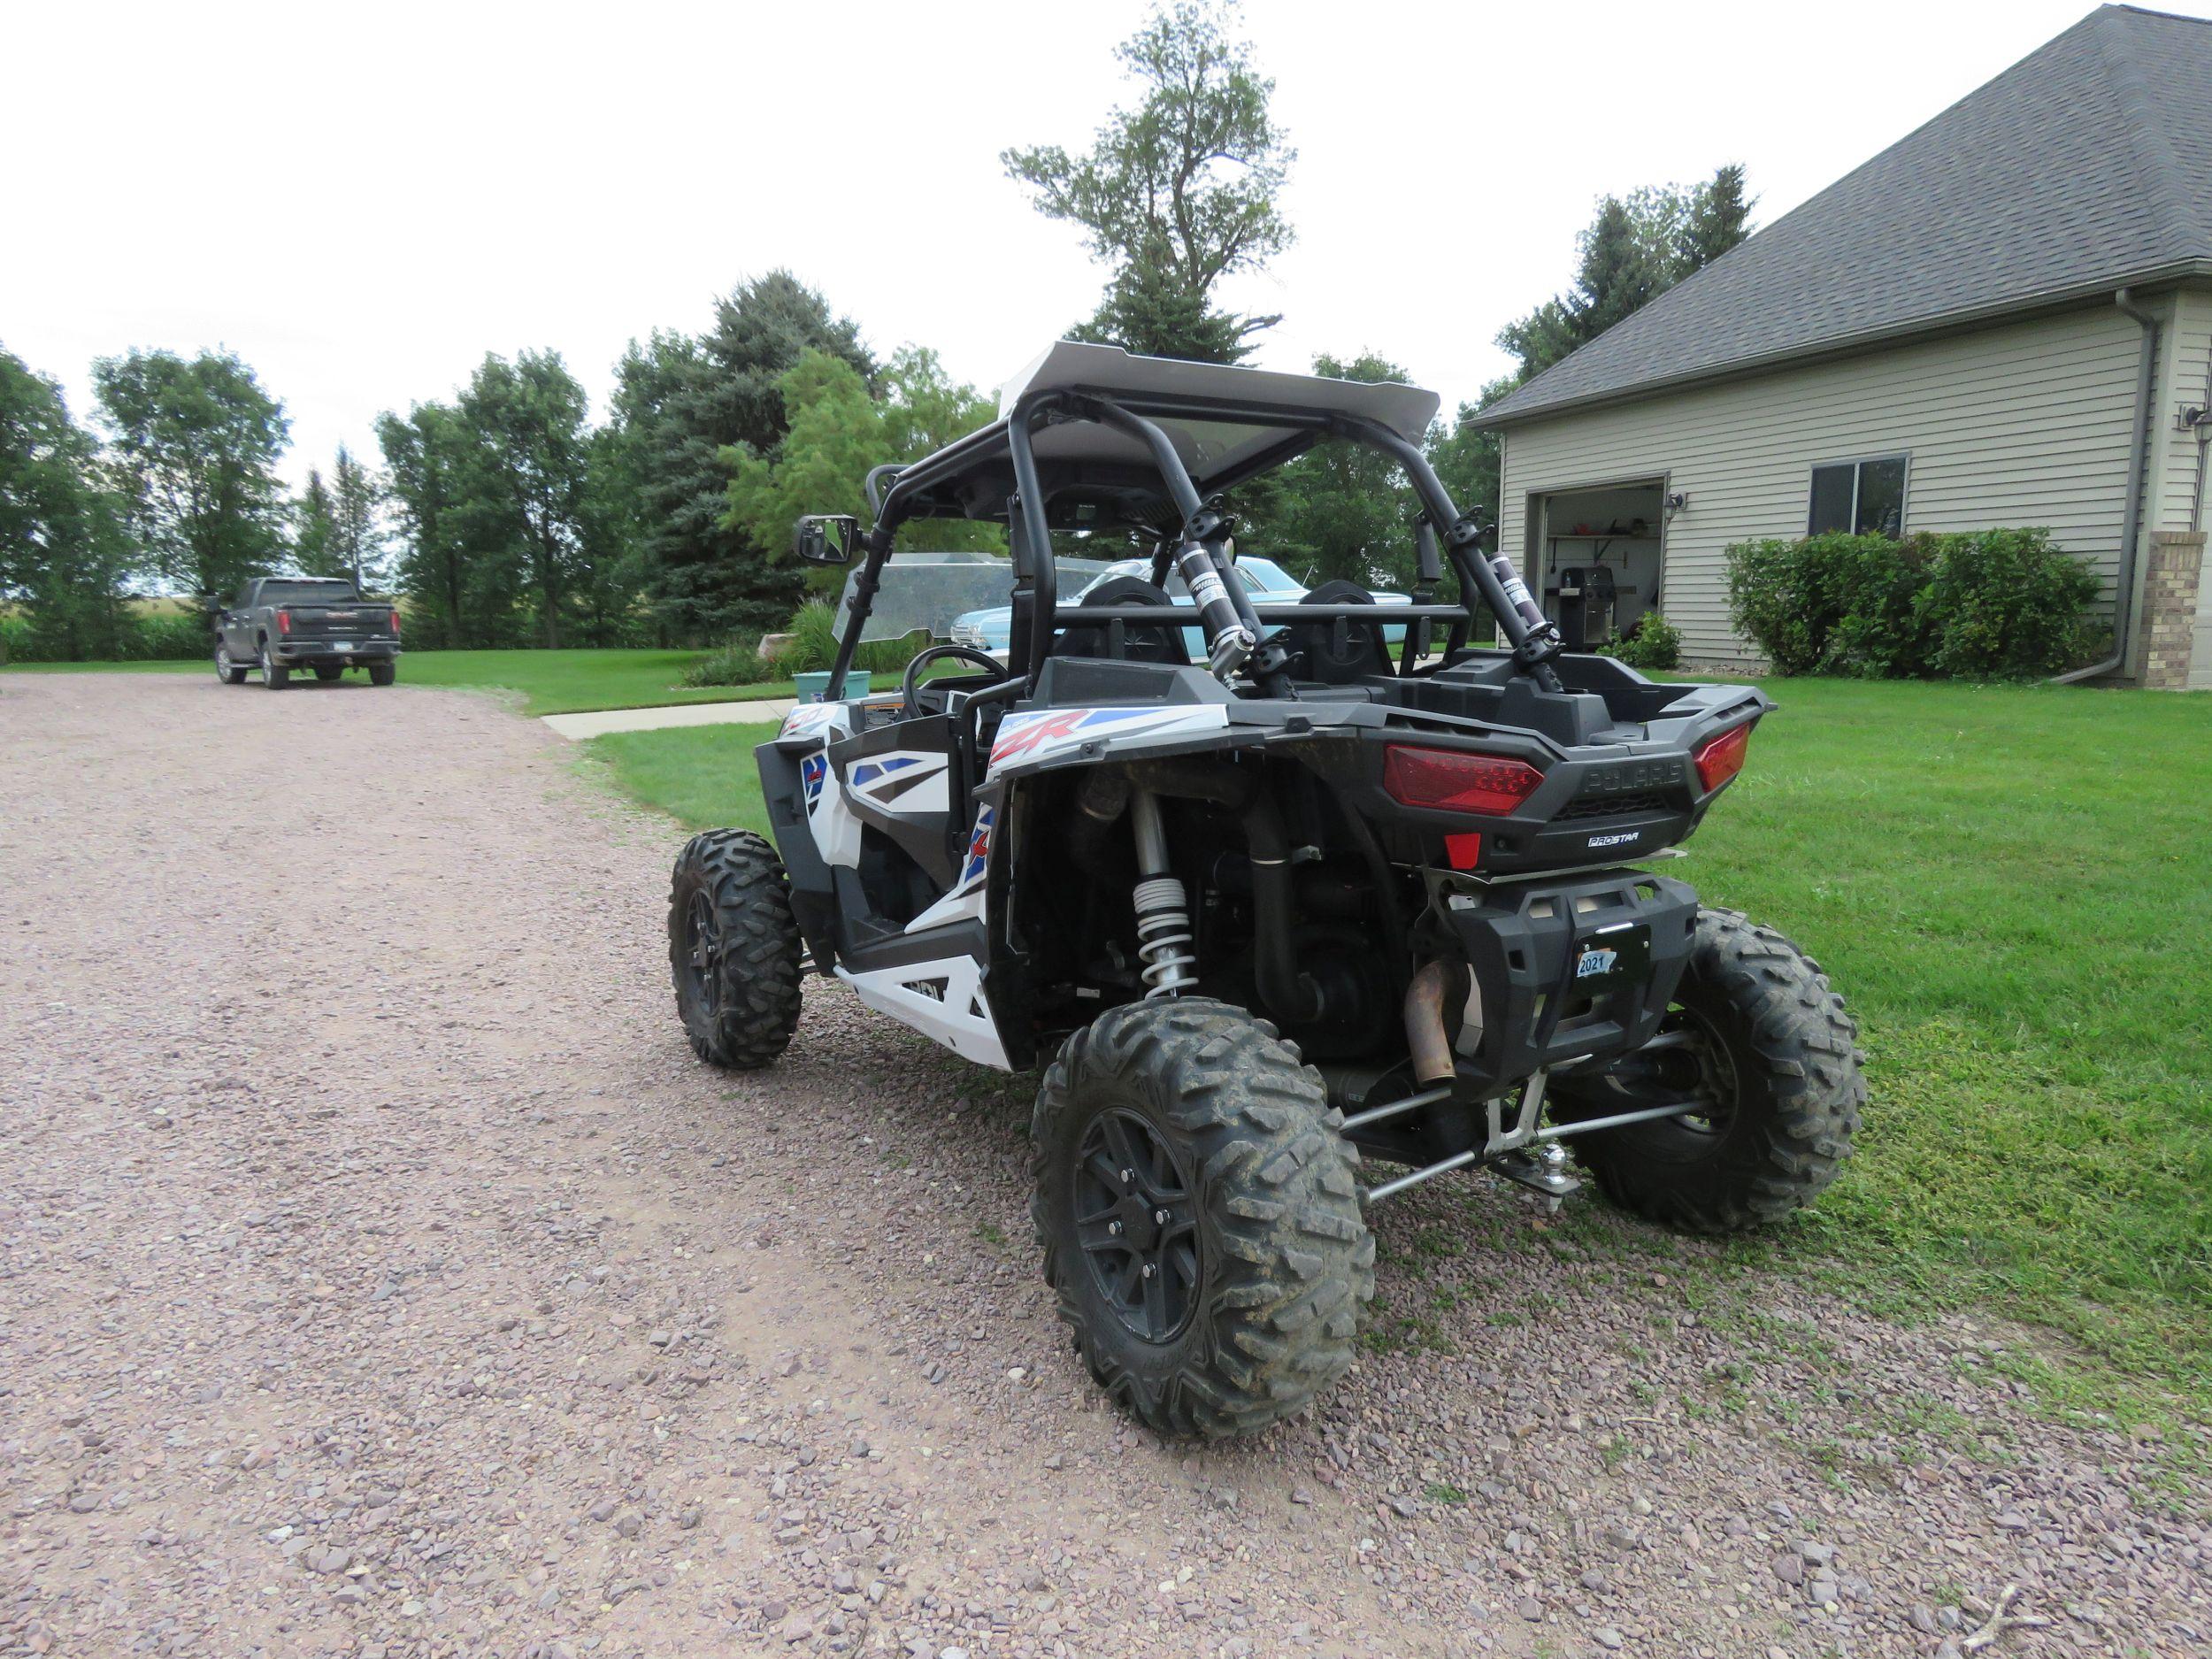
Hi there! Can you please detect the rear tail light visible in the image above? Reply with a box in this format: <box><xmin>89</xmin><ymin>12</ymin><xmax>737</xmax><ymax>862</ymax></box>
<box><xmin>1382</xmin><ymin>745</ymin><xmax>1545</xmax><ymax>816</ymax></box>
<box><xmin>1694</xmin><ymin>723</ymin><xmax>1752</xmax><ymax>793</ymax></box>
<box><xmin>388</xmin><ymin>608</ymin><xmax>401</xmax><ymax>638</ymax></box>
<box><xmin>276</xmin><ymin>608</ymin><xmax>291</xmax><ymax>635</ymax></box>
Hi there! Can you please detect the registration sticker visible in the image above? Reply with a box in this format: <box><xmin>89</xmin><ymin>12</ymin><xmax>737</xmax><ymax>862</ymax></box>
<box><xmin>1575</xmin><ymin>947</ymin><xmax>1619</xmax><ymax>979</ymax></box>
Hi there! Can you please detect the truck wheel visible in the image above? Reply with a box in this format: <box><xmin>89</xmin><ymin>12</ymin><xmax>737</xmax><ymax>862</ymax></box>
<box><xmin>259</xmin><ymin>646</ymin><xmax>289</xmax><ymax>689</ymax></box>
<box><xmin>214</xmin><ymin>645</ymin><xmax>248</xmax><ymax>686</ymax></box>
<box><xmin>668</xmin><ymin>828</ymin><xmax>803</xmax><ymax>1069</ymax></box>
<box><xmin>313</xmin><ymin>664</ymin><xmax>343</xmax><ymax>681</ymax></box>
<box><xmin>368</xmin><ymin>663</ymin><xmax>396</xmax><ymax>687</ymax></box>
<box><xmin>1031</xmin><ymin>998</ymin><xmax>1373</xmax><ymax>1438</ymax></box>
<box><xmin>1553</xmin><ymin>909</ymin><xmax>1863</xmax><ymax>1233</ymax></box>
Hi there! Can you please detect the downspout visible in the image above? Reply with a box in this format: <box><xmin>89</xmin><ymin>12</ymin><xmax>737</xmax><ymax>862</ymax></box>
<box><xmin>2052</xmin><ymin>288</ymin><xmax>2160</xmax><ymax>684</ymax></box>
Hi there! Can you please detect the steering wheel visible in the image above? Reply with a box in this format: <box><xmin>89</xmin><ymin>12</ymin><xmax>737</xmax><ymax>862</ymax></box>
<box><xmin>902</xmin><ymin>643</ymin><xmax>1011</xmax><ymax>718</ymax></box>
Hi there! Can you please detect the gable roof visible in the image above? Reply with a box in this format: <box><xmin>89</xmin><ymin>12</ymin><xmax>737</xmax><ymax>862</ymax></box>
<box><xmin>1479</xmin><ymin>6</ymin><xmax>2212</xmax><ymax>427</ymax></box>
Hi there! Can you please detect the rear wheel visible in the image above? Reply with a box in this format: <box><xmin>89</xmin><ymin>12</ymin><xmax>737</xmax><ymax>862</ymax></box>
<box><xmin>259</xmin><ymin>645</ymin><xmax>288</xmax><ymax>689</ymax></box>
<box><xmin>368</xmin><ymin>662</ymin><xmax>396</xmax><ymax>687</ymax></box>
<box><xmin>214</xmin><ymin>645</ymin><xmax>248</xmax><ymax>685</ymax></box>
<box><xmin>1031</xmin><ymin>998</ymin><xmax>1373</xmax><ymax>1438</ymax></box>
<box><xmin>668</xmin><ymin>829</ymin><xmax>803</xmax><ymax>1068</ymax></box>
<box><xmin>1552</xmin><ymin>909</ymin><xmax>1863</xmax><ymax>1233</ymax></box>
<box><xmin>312</xmin><ymin>664</ymin><xmax>343</xmax><ymax>681</ymax></box>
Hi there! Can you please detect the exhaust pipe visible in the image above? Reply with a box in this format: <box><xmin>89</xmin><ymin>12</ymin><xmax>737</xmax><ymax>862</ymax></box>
<box><xmin>1405</xmin><ymin>962</ymin><xmax>1454</xmax><ymax>1085</ymax></box>
<box><xmin>1404</xmin><ymin>958</ymin><xmax>1481</xmax><ymax>1086</ymax></box>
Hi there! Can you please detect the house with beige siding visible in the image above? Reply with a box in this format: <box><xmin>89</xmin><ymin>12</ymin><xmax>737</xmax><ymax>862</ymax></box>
<box><xmin>1478</xmin><ymin>4</ymin><xmax>2212</xmax><ymax>688</ymax></box>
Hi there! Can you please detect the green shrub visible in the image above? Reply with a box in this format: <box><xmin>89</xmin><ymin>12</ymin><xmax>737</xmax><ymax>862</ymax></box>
<box><xmin>1915</xmin><ymin>527</ymin><xmax>2101</xmax><ymax>679</ymax></box>
<box><xmin>1610</xmin><ymin>611</ymin><xmax>1681</xmax><ymax>671</ymax></box>
<box><xmin>1726</xmin><ymin>528</ymin><xmax>2098</xmax><ymax>679</ymax></box>
<box><xmin>782</xmin><ymin>601</ymin><xmax>841</xmax><ymax>673</ymax></box>
<box><xmin>680</xmin><ymin>641</ymin><xmax>776</xmax><ymax>688</ymax></box>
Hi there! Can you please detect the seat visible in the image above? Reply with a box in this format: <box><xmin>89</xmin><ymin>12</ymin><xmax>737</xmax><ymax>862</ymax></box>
<box><xmin>1287</xmin><ymin>580</ymin><xmax>1391</xmax><ymax>683</ymax></box>
<box><xmin>1052</xmin><ymin>576</ymin><xmax>1192</xmax><ymax>665</ymax></box>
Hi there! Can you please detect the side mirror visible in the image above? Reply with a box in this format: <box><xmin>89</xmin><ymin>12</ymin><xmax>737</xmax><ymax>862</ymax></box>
<box><xmin>794</xmin><ymin>514</ymin><xmax>860</xmax><ymax>566</ymax></box>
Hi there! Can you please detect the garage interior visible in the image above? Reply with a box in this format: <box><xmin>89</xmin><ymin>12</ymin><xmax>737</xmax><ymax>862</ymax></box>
<box><xmin>1530</xmin><ymin>480</ymin><xmax>1667</xmax><ymax>651</ymax></box>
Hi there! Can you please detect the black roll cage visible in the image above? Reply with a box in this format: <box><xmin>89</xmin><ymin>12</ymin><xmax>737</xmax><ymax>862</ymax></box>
<box><xmin>828</xmin><ymin>385</ymin><xmax>1563</xmax><ymax>698</ymax></box>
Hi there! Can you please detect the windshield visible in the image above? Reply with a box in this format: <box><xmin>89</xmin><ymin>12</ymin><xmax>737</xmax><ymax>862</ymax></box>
<box><xmin>1080</xmin><ymin>557</ymin><xmax>1296</xmax><ymax>602</ymax></box>
<box><xmin>260</xmin><ymin>580</ymin><xmax>361</xmax><ymax>605</ymax></box>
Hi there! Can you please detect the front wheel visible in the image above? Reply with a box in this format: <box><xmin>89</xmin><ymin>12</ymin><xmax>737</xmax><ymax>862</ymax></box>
<box><xmin>312</xmin><ymin>664</ymin><xmax>343</xmax><ymax>682</ymax></box>
<box><xmin>1031</xmin><ymin>998</ymin><xmax>1374</xmax><ymax>1438</ymax></box>
<box><xmin>668</xmin><ymin>829</ymin><xmax>803</xmax><ymax>1068</ymax></box>
<box><xmin>1552</xmin><ymin>908</ymin><xmax>1863</xmax><ymax>1233</ymax></box>
<box><xmin>214</xmin><ymin>645</ymin><xmax>248</xmax><ymax>685</ymax></box>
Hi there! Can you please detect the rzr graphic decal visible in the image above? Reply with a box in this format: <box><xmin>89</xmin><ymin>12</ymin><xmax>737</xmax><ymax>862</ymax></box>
<box><xmin>959</xmin><ymin>805</ymin><xmax>994</xmax><ymax>889</ymax></box>
<box><xmin>987</xmin><ymin>705</ymin><xmax>1229</xmax><ymax>772</ymax></box>
<box><xmin>780</xmin><ymin>703</ymin><xmax>842</xmax><ymax>739</ymax></box>
<box><xmin>800</xmin><ymin>751</ymin><xmax>827</xmax><ymax>810</ymax></box>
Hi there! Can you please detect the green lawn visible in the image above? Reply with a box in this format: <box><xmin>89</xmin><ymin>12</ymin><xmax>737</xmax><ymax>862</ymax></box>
<box><xmin>591</xmin><ymin>680</ymin><xmax>2212</xmax><ymax>1410</ymax></box>
<box><xmin>4</xmin><ymin>647</ymin><xmax>805</xmax><ymax>716</ymax></box>
<box><xmin>587</xmin><ymin>723</ymin><xmax>782</xmax><ymax>837</ymax></box>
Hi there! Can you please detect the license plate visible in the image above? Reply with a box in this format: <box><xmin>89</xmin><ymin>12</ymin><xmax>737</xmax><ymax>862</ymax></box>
<box><xmin>1573</xmin><ymin>921</ymin><xmax>1651</xmax><ymax>989</ymax></box>
<box><xmin>327</xmin><ymin>641</ymin><xmax>351</xmax><ymax>650</ymax></box>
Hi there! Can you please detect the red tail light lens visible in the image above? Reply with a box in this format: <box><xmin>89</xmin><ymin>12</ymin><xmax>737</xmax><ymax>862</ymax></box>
<box><xmin>276</xmin><ymin>608</ymin><xmax>291</xmax><ymax>635</ymax></box>
<box><xmin>388</xmin><ymin>608</ymin><xmax>401</xmax><ymax>637</ymax></box>
<box><xmin>1383</xmin><ymin>745</ymin><xmax>1545</xmax><ymax>816</ymax></box>
<box><xmin>1694</xmin><ymin>723</ymin><xmax>1752</xmax><ymax>793</ymax></box>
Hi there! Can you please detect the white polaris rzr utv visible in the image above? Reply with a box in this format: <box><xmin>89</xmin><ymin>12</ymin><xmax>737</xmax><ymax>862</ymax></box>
<box><xmin>668</xmin><ymin>342</ymin><xmax>1863</xmax><ymax>1438</ymax></box>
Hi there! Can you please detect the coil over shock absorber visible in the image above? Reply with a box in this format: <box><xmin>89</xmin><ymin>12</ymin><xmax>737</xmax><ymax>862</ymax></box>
<box><xmin>1128</xmin><ymin>788</ymin><xmax>1197</xmax><ymax>997</ymax></box>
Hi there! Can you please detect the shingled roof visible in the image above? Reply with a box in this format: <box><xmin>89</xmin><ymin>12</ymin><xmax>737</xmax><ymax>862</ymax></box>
<box><xmin>1479</xmin><ymin>5</ymin><xmax>2212</xmax><ymax>427</ymax></box>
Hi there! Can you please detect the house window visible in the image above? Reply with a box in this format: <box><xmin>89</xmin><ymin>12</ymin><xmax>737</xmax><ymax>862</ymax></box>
<box><xmin>1808</xmin><ymin>456</ymin><xmax>1908</xmax><ymax>536</ymax></box>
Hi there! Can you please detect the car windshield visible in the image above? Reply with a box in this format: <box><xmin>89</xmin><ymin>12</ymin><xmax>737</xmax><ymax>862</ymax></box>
<box><xmin>1079</xmin><ymin>557</ymin><xmax>1293</xmax><ymax>602</ymax></box>
<box><xmin>259</xmin><ymin>580</ymin><xmax>361</xmax><ymax>604</ymax></box>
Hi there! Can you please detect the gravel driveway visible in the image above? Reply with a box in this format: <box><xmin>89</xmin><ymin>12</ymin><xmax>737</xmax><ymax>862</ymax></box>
<box><xmin>1</xmin><ymin>673</ymin><xmax>2202</xmax><ymax>1659</ymax></box>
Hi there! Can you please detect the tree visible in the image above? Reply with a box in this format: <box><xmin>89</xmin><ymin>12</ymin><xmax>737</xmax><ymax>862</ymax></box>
<box><xmin>1499</xmin><ymin>165</ymin><xmax>1756</xmax><ymax>382</ymax></box>
<box><xmin>1678</xmin><ymin>163</ymin><xmax>1753</xmax><ymax>277</ymax></box>
<box><xmin>292</xmin><ymin>468</ymin><xmax>339</xmax><ymax>576</ymax></box>
<box><xmin>1004</xmin><ymin>1</ymin><xmax>1293</xmax><ymax>362</ymax></box>
<box><xmin>378</xmin><ymin>402</ymin><xmax>504</xmax><ymax>648</ymax></box>
<box><xmin>0</xmin><ymin>347</ymin><xmax>133</xmax><ymax>659</ymax></box>
<box><xmin>1235</xmin><ymin>352</ymin><xmax>1423</xmax><ymax>590</ymax></box>
<box><xmin>723</xmin><ymin>347</ymin><xmax>1003</xmax><ymax>595</ymax></box>
<box><xmin>329</xmin><ymin>444</ymin><xmax>383</xmax><ymax>588</ymax></box>
<box><xmin>92</xmin><ymin>348</ymin><xmax>289</xmax><ymax>596</ymax></box>
<box><xmin>455</xmin><ymin>350</ymin><xmax>598</xmax><ymax>649</ymax></box>
<box><xmin>612</xmin><ymin>273</ymin><xmax>877</xmax><ymax>641</ymax></box>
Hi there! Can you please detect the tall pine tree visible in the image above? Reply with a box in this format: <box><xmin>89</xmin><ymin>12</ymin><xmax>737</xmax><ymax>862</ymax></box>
<box><xmin>612</xmin><ymin>273</ymin><xmax>875</xmax><ymax>641</ymax></box>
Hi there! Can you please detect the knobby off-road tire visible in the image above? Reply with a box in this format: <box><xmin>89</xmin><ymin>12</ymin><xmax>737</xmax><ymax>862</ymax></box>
<box><xmin>214</xmin><ymin>645</ymin><xmax>249</xmax><ymax>685</ymax></box>
<box><xmin>1560</xmin><ymin>908</ymin><xmax>1863</xmax><ymax>1233</ymax></box>
<box><xmin>259</xmin><ymin>645</ymin><xmax>289</xmax><ymax>689</ymax></box>
<box><xmin>368</xmin><ymin>662</ymin><xmax>396</xmax><ymax>687</ymax></box>
<box><xmin>1031</xmin><ymin>998</ymin><xmax>1375</xmax><ymax>1438</ymax></box>
<box><xmin>668</xmin><ymin>828</ymin><xmax>803</xmax><ymax>1070</ymax></box>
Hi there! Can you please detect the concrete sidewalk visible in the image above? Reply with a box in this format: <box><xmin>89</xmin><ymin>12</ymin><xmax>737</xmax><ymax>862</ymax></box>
<box><xmin>541</xmin><ymin>696</ymin><xmax>795</xmax><ymax>741</ymax></box>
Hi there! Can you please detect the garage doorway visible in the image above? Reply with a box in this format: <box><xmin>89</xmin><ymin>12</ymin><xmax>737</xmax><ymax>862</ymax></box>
<box><xmin>1528</xmin><ymin>480</ymin><xmax>1666</xmax><ymax>651</ymax></box>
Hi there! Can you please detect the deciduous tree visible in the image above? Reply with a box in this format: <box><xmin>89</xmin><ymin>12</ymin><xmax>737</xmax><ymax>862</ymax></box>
<box><xmin>92</xmin><ymin>348</ymin><xmax>289</xmax><ymax>596</ymax></box>
<box><xmin>0</xmin><ymin>348</ymin><xmax>133</xmax><ymax>659</ymax></box>
<box><xmin>1005</xmin><ymin>1</ymin><xmax>1293</xmax><ymax>362</ymax></box>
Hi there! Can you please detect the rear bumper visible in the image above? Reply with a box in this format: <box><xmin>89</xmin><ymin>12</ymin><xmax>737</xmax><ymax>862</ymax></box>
<box><xmin>1432</xmin><ymin>865</ymin><xmax>1698</xmax><ymax>1098</ymax></box>
<box><xmin>273</xmin><ymin>641</ymin><xmax>399</xmax><ymax>663</ymax></box>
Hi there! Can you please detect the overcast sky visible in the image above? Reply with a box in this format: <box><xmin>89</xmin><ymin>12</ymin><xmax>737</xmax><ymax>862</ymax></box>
<box><xmin>4</xmin><ymin>0</ymin><xmax>2186</xmax><ymax>490</ymax></box>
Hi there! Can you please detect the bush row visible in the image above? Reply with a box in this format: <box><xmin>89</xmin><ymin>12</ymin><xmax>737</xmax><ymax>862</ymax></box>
<box><xmin>1</xmin><ymin>610</ymin><xmax>211</xmax><ymax>664</ymax></box>
<box><xmin>680</xmin><ymin>601</ymin><xmax>926</xmax><ymax>688</ymax></box>
<box><xmin>1725</xmin><ymin>528</ymin><xmax>2101</xmax><ymax>679</ymax></box>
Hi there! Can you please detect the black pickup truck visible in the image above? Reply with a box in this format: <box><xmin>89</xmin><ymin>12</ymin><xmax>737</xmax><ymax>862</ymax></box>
<box><xmin>212</xmin><ymin>578</ymin><xmax>401</xmax><ymax>688</ymax></box>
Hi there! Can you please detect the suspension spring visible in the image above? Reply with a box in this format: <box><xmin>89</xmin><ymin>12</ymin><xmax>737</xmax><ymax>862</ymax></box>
<box><xmin>1133</xmin><ymin>875</ymin><xmax>1199</xmax><ymax>999</ymax></box>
